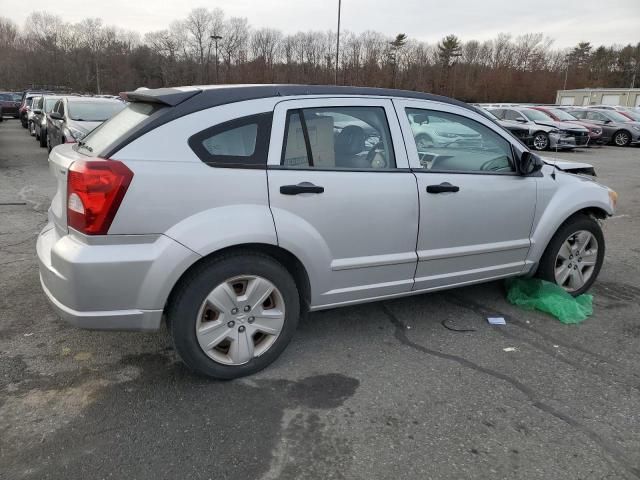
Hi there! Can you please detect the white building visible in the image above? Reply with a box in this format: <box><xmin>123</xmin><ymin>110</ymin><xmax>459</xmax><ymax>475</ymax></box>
<box><xmin>555</xmin><ymin>88</ymin><xmax>640</xmax><ymax>107</ymax></box>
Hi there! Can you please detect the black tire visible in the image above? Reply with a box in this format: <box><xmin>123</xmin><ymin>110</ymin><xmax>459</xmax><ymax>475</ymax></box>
<box><xmin>39</xmin><ymin>129</ymin><xmax>47</xmax><ymax>148</ymax></box>
<box><xmin>532</xmin><ymin>131</ymin><xmax>550</xmax><ymax>151</ymax></box>
<box><xmin>29</xmin><ymin>121</ymin><xmax>35</xmax><ymax>136</ymax></box>
<box><xmin>612</xmin><ymin>130</ymin><xmax>631</xmax><ymax>147</ymax></box>
<box><xmin>47</xmin><ymin>135</ymin><xmax>52</xmax><ymax>153</ymax></box>
<box><xmin>537</xmin><ymin>214</ymin><xmax>605</xmax><ymax>296</ymax></box>
<box><xmin>168</xmin><ymin>251</ymin><xmax>300</xmax><ymax>379</ymax></box>
<box><xmin>21</xmin><ymin>115</ymin><xmax>27</xmax><ymax>128</ymax></box>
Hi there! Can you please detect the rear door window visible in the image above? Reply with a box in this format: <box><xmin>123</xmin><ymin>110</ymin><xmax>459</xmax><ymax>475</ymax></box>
<box><xmin>281</xmin><ymin>106</ymin><xmax>396</xmax><ymax>170</ymax></box>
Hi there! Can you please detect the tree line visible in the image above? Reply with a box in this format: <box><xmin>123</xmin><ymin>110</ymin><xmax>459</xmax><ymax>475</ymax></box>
<box><xmin>0</xmin><ymin>9</ymin><xmax>638</xmax><ymax>103</ymax></box>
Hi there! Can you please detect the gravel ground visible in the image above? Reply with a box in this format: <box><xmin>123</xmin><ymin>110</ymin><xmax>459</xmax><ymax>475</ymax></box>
<box><xmin>1</xmin><ymin>118</ymin><xmax>639</xmax><ymax>480</ymax></box>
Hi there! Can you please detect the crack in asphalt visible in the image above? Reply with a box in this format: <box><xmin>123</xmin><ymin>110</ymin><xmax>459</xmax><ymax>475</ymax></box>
<box><xmin>442</xmin><ymin>293</ymin><xmax>640</xmax><ymax>389</ymax></box>
<box><xmin>380</xmin><ymin>303</ymin><xmax>640</xmax><ymax>480</ymax></box>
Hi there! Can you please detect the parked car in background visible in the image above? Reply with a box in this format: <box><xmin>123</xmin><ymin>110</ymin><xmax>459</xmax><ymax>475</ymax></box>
<box><xmin>19</xmin><ymin>91</ymin><xmax>52</xmax><ymax>128</ymax></box>
<box><xmin>37</xmin><ymin>85</ymin><xmax>616</xmax><ymax>379</ymax></box>
<box><xmin>532</xmin><ymin>106</ymin><xmax>608</xmax><ymax>145</ymax></box>
<box><xmin>488</xmin><ymin>107</ymin><xmax>585</xmax><ymax>151</ymax></box>
<box><xmin>478</xmin><ymin>107</ymin><xmax>534</xmax><ymax>146</ymax></box>
<box><xmin>0</xmin><ymin>92</ymin><xmax>22</xmax><ymax>119</ymax></box>
<box><xmin>32</xmin><ymin>95</ymin><xmax>62</xmax><ymax>147</ymax></box>
<box><xmin>28</xmin><ymin>96</ymin><xmax>44</xmax><ymax>136</ymax></box>
<box><xmin>569</xmin><ymin>108</ymin><xmax>640</xmax><ymax>147</ymax></box>
<box><xmin>46</xmin><ymin>96</ymin><xmax>126</xmax><ymax>151</ymax></box>
<box><xmin>407</xmin><ymin>111</ymin><xmax>482</xmax><ymax>149</ymax></box>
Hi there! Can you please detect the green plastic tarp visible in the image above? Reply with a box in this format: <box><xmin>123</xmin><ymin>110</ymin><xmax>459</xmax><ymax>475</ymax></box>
<box><xmin>506</xmin><ymin>278</ymin><xmax>593</xmax><ymax>324</ymax></box>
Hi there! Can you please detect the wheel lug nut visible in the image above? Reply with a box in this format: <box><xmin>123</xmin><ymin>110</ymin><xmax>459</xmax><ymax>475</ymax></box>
<box><xmin>227</xmin><ymin>320</ymin><xmax>235</xmax><ymax>328</ymax></box>
<box><xmin>248</xmin><ymin>317</ymin><xmax>255</xmax><ymax>323</ymax></box>
<box><xmin>569</xmin><ymin>255</ymin><xmax>573</xmax><ymax>259</ymax></box>
<box><xmin>574</xmin><ymin>265</ymin><xmax>578</xmax><ymax>270</ymax></box>
<box><xmin>231</xmin><ymin>308</ymin><xmax>238</xmax><ymax>314</ymax></box>
<box><xmin>243</xmin><ymin>305</ymin><xmax>251</xmax><ymax>312</ymax></box>
<box><xmin>568</xmin><ymin>263</ymin><xmax>572</xmax><ymax>268</ymax></box>
<box><xmin>238</xmin><ymin>325</ymin><xmax>246</xmax><ymax>332</ymax></box>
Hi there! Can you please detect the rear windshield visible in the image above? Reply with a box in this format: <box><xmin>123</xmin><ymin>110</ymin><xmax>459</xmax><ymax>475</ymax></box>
<box><xmin>68</xmin><ymin>101</ymin><xmax>125</xmax><ymax>121</ymax></box>
<box><xmin>79</xmin><ymin>102</ymin><xmax>162</xmax><ymax>155</ymax></box>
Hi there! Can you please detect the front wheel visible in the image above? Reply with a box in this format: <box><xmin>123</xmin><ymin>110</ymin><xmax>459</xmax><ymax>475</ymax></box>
<box><xmin>29</xmin><ymin>121</ymin><xmax>36</xmax><ymax>136</ymax></box>
<box><xmin>168</xmin><ymin>252</ymin><xmax>300</xmax><ymax>379</ymax></box>
<box><xmin>532</xmin><ymin>132</ymin><xmax>550</xmax><ymax>151</ymax></box>
<box><xmin>613</xmin><ymin>130</ymin><xmax>631</xmax><ymax>147</ymax></box>
<box><xmin>537</xmin><ymin>215</ymin><xmax>604</xmax><ymax>296</ymax></box>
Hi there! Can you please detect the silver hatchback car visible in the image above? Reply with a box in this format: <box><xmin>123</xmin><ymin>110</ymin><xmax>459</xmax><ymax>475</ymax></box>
<box><xmin>37</xmin><ymin>85</ymin><xmax>617</xmax><ymax>379</ymax></box>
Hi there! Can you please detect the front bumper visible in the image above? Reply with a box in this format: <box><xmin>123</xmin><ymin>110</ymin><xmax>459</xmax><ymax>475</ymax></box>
<box><xmin>550</xmin><ymin>133</ymin><xmax>576</xmax><ymax>150</ymax></box>
<box><xmin>37</xmin><ymin>223</ymin><xmax>200</xmax><ymax>331</ymax></box>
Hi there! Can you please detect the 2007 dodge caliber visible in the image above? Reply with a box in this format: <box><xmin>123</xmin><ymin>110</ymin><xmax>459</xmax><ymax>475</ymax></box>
<box><xmin>37</xmin><ymin>85</ymin><xmax>618</xmax><ymax>379</ymax></box>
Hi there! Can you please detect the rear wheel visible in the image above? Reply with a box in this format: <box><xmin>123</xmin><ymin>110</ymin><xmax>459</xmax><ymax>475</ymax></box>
<box><xmin>532</xmin><ymin>131</ymin><xmax>549</xmax><ymax>151</ymax></box>
<box><xmin>537</xmin><ymin>215</ymin><xmax>604</xmax><ymax>296</ymax></box>
<box><xmin>613</xmin><ymin>130</ymin><xmax>631</xmax><ymax>147</ymax></box>
<box><xmin>168</xmin><ymin>252</ymin><xmax>300</xmax><ymax>379</ymax></box>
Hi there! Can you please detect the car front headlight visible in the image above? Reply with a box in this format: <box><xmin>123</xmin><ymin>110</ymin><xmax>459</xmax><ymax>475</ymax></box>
<box><xmin>609</xmin><ymin>190</ymin><xmax>618</xmax><ymax>209</ymax></box>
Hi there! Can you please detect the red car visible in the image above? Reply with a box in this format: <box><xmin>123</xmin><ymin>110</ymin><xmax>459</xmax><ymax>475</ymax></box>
<box><xmin>532</xmin><ymin>106</ymin><xmax>610</xmax><ymax>145</ymax></box>
<box><xmin>0</xmin><ymin>92</ymin><xmax>22</xmax><ymax>119</ymax></box>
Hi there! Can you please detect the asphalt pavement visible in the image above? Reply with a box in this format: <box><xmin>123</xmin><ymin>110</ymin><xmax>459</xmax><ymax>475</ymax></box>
<box><xmin>1</xmin><ymin>118</ymin><xmax>639</xmax><ymax>479</ymax></box>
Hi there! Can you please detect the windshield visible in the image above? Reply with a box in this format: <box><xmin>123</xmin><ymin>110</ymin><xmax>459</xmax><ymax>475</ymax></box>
<box><xmin>622</xmin><ymin>110</ymin><xmax>640</xmax><ymax>121</ymax></box>
<box><xmin>549</xmin><ymin>109</ymin><xmax>577</xmax><ymax>121</ymax></box>
<box><xmin>521</xmin><ymin>109</ymin><xmax>553</xmax><ymax>122</ymax></box>
<box><xmin>44</xmin><ymin>98</ymin><xmax>60</xmax><ymax>113</ymax></box>
<box><xmin>79</xmin><ymin>102</ymin><xmax>161</xmax><ymax>154</ymax></box>
<box><xmin>603</xmin><ymin>110</ymin><xmax>632</xmax><ymax>122</ymax></box>
<box><xmin>68</xmin><ymin>101</ymin><xmax>125</xmax><ymax>121</ymax></box>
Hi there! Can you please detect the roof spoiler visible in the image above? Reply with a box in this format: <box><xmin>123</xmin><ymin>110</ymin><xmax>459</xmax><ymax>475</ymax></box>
<box><xmin>120</xmin><ymin>87</ymin><xmax>201</xmax><ymax>106</ymax></box>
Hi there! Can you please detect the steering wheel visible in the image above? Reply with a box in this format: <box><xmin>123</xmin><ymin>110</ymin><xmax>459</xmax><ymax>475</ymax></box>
<box><xmin>480</xmin><ymin>156</ymin><xmax>509</xmax><ymax>172</ymax></box>
<box><xmin>366</xmin><ymin>141</ymin><xmax>388</xmax><ymax>168</ymax></box>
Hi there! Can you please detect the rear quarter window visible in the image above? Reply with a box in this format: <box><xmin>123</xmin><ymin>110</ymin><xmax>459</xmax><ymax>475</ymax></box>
<box><xmin>188</xmin><ymin>113</ymin><xmax>273</xmax><ymax>168</ymax></box>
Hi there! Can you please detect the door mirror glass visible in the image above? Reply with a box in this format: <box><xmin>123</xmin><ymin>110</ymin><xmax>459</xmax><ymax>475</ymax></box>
<box><xmin>519</xmin><ymin>151</ymin><xmax>543</xmax><ymax>175</ymax></box>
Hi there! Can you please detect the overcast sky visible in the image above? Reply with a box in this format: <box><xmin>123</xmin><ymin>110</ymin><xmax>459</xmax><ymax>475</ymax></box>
<box><xmin>1</xmin><ymin>0</ymin><xmax>638</xmax><ymax>48</ymax></box>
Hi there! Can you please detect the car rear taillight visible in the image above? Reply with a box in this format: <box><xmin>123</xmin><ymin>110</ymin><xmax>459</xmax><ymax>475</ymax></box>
<box><xmin>67</xmin><ymin>159</ymin><xmax>133</xmax><ymax>235</ymax></box>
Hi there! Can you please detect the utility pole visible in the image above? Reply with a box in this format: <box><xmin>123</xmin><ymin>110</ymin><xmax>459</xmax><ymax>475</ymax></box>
<box><xmin>335</xmin><ymin>0</ymin><xmax>341</xmax><ymax>85</ymax></box>
<box><xmin>210</xmin><ymin>34</ymin><xmax>223</xmax><ymax>84</ymax></box>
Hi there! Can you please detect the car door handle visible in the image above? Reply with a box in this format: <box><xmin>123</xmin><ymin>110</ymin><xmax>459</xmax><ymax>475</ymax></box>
<box><xmin>426</xmin><ymin>182</ymin><xmax>460</xmax><ymax>194</ymax></box>
<box><xmin>280</xmin><ymin>182</ymin><xmax>324</xmax><ymax>195</ymax></box>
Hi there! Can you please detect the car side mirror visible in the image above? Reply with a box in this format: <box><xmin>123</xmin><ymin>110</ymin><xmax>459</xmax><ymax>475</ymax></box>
<box><xmin>33</xmin><ymin>109</ymin><xmax>42</xmax><ymax>115</ymax></box>
<box><xmin>515</xmin><ymin>117</ymin><xmax>527</xmax><ymax>123</ymax></box>
<box><xmin>519</xmin><ymin>151</ymin><xmax>543</xmax><ymax>175</ymax></box>
<box><xmin>413</xmin><ymin>114</ymin><xmax>429</xmax><ymax>124</ymax></box>
<box><xmin>603</xmin><ymin>119</ymin><xmax>612</xmax><ymax>124</ymax></box>
<box><xmin>50</xmin><ymin>111</ymin><xmax>63</xmax><ymax>121</ymax></box>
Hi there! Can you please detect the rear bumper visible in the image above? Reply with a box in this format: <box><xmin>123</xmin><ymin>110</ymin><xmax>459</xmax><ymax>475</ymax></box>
<box><xmin>37</xmin><ymin>223</ymin><xmax>200</xmax><ymax>331</ymax></box>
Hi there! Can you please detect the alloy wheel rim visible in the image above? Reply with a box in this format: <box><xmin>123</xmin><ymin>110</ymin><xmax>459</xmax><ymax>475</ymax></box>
<box><xmin>534</xmin><ymin>134</ymin><xmax>548</xmax><ymax>150</ymax></box>
<box><xmin>615</xmin><ymin>133</ymin><xmax>628</xmax><ymax>146</ymax></box>
<box><xmin>195</xmin><ymin>275</ymin><xmax>285</xmax><ymax>365</ymax></box>
<box><xmin>554</xmin><ymin>230</ymin><xmax>598</xmax><ymax>292</ymax></box>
